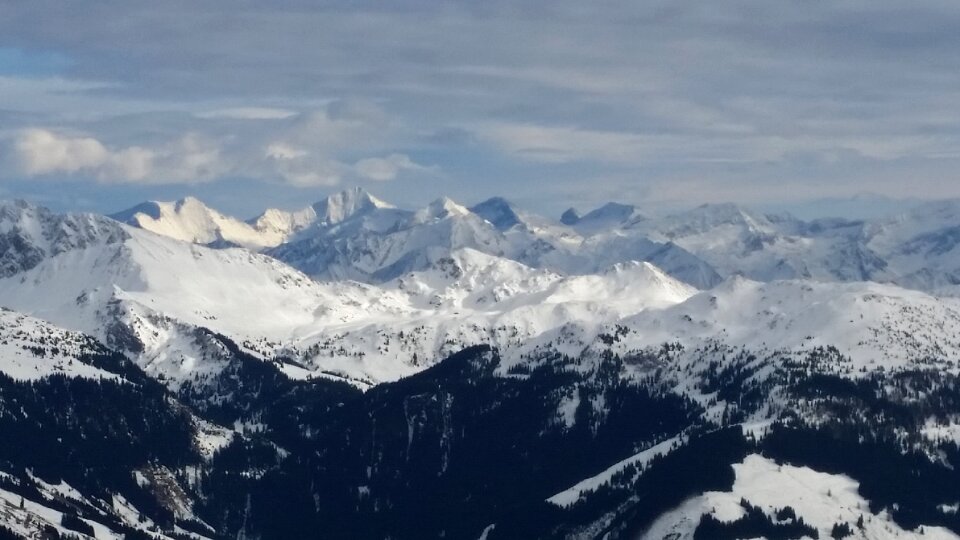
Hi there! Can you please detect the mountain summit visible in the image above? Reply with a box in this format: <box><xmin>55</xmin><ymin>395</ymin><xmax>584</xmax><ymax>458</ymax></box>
<box><xmin>112</xmin><ymin>196</ymin><xmax>282</xmax><ymax>249</ymax></box>
<box><xmin>310</xmin><ymin>186</ymin><xmax>394</xmax><ymax>226</ymax></box>
<box><xmin>470</xmin><ymin>197</ymin><xmax>523</xmax><ymax>231</ymax></box>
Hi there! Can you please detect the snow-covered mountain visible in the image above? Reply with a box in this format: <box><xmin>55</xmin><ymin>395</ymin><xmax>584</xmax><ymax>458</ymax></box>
<box><xmin>0</xmin><ymin>199</ymin><xmax>708</xmax><ymax>385</ymax></box>
<box><xmin>111</xmin><ymin>189</ymin><xmax>960</xmax><ymax>298</ymax></box>
<box><xmin>5</xmin><ymin>194</ymin><xmax>960</xmax><ymax>389</ymax></box>
<box><xmin>0</xmin><ymin>199</ymin><xmax>128</xmax><ymax>277</ymax></box>
<box><xmin>111</xmin><ymin>186</ymin><xmax>397</xmax><ymax>251</ymax></box>
<box><xmin>6</xmin><ymin>194</ymin><xmax>960</xmax><ymax>539</ymax></box>
<box><xmin>0</xmin><ymin>203</ymin><xmax>412</xmax><ymax>387</ymax></box>
<box><xmin>865</xmin><ymin>199</ymin><xmax>960</xmax><ymax>291</ymax></box>
<box><xmin>0</xmin><ymin>307</ymin><xmax>128</xmax><ymax>382</ymax></box>
<box><xmin>111</xmin><ymin>196</ymin><xmax>286</xmax><ymax>250</ymax></box>
<box><xmin>560</xmin><ymin>202</ymin><xmax>646</xmax><ymax>235</ymax></box>
<box><xmin>263</xmin><ymin>191</ymin><xmax>720</xmax><ymax>289</ymax></box>
<box><xmin>2</xmin><ymin>195</ymin><xmax>959</xmax><ymax>391</ymax></box>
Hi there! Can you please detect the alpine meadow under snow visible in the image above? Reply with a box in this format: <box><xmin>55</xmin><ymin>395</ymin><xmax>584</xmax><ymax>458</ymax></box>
<box><xmin>3</xmin><ymin>188</ymin><xmax>960</xmax><ymax>538</ymax></box>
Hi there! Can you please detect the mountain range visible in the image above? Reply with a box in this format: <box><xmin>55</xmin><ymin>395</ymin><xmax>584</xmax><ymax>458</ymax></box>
<box><xmin>108</xmin><ymin>187</ymin><xmax>960</xmax><ymax>293</ymax></box>
<box><xmin>1</xmin><ymin>189</ymin><xmax>960</xmax><ymax>538</ymax></box>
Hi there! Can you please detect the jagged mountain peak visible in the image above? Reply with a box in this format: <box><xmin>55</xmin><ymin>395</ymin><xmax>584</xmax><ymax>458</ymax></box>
<box><xmin>111</xmin><ymin>196</ymin><xmax>286</xmax><ymax>250</ymax></box>
<box><xmin>469</xmin><ymin>196</ymin><xmax>523</xmax><ymax>231</ymax></box>
<box><xmin>114</xmin><ymin>196</ymin><xmax>218</xmax><ymax>222</ymax></box>
<box><xmin>110</xmin><ymin>200</ymin><xmax>162</xmax><ymax>222</ymax></box>
<box><xmin>560</xmin><ymin>207</ymin><xmax>581</xmax><ymax>225</ymax></box>
<box><xmin>310</xmin><ymin>186</ymin><xmax>394</xmax><ymax>226</ymax></box>
<box><xmin>175</xmin><ymin>194</ymin><xmax>204</xmax><ymax>206</ymax></box>
<box><xmin>111</xmin><ymin>188</ymin><xmax>399</xmax><ymax>252</ymax></box>
<box><xmin>567</xmin><ymin>201</ymin><xmax>646</xmax><ymax>234</ymax></box>
<box><xmin>414</xmin><ymin>196</ymin><xmax>471</xmax><ymax>222</ymax></box>
<box><xmin>0</xmin><ymin>200</ymin><xmax>128</xmax><ymax>278</ymax></box>
<box><xmin>0</xmin><ymin>198</ymin><xmax>51</xmax><ymax>234</ymax></box>
<box><xmin>248</xmin><ymin>205</ymin><xmax>315</xmax><ymax>230</ymax></box>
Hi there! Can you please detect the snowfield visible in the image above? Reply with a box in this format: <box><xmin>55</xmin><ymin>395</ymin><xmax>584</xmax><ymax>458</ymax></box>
<box><xmin>0</xmin><ymin>308</ymin><xmax>124</xmax><ymax>382</ymax></box>
<box><xmin>642</xmin><ymin>454</ymin><xmax>960</xmax><ymax>540</ymax></box>
<box><xmin>4</xmin><ymin>192</ymin><xmax>960</xmax><ymax>388</ymax></box>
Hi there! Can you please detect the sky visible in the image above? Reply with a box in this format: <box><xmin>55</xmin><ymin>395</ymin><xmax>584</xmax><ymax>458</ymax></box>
<box><xmin>1</xmin><ymin>1</ymin><xmax>959</xmax><ymax>220</ymax></box>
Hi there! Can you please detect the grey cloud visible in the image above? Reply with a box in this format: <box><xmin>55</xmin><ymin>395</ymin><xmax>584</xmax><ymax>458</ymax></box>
<box><xmin>2</xmin><ymin>0</ymin><xmax>960</xmax><ymax>211</ymax></box>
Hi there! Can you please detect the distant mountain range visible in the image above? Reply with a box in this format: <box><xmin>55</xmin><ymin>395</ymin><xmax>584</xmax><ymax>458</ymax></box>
<box><xmin>0</xmin><ymin>189</ymin><xmax>959</xmax><ymax>539</ymax></box>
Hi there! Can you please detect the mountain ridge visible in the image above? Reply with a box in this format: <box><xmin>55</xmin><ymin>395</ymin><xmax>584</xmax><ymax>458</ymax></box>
<box><xmin>3</xmin><ymin>194</ymin><xmax>960</xmax><ymax>539</ymax></box>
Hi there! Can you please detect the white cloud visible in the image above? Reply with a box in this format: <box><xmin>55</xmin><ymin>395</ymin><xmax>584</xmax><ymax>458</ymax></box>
<box><xmin>354</xmin><ymin>153</ymin><xmax>423</xmax><ymax>181</ymax></box>
<box><xmin>8</xmin><ymin>1</ymin><xmax>960</xmax><ymax>209</ymax></box>
<box><xmin>14</xmin><ymin>128</ymin><xmax>109</xmax><ymax>175</ymax></box>
<box><xmin>102</xmin><ymin>146</ymin><xmax>155</xmax><ymax>181</ymax></box>
<box><xmin>264</xmin><ymin>143</ymin><xmax>308</xmax><ymax>161</ymax></box>
<box><xmin>157</xmin><ymin>134</ymin><xmax>226</xmax><ymax>182</ymax></box>
<box><xmin>263</xmin><ymin>144</ymin><xmax>343</xmax><ymax>187</ymax></box>
<box><xmin>10</xmin><ymin>128</ymin><xmax>226</xmax><ymax>184</ymax></box>
<box><xmin>7</xmin><ymin>122</ymin><xmax>434</xmax><ymax>188</ymax></box>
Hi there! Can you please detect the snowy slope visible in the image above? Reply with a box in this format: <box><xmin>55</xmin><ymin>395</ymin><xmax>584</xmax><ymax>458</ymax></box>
<box><xmin>548</xmin><ymin>434</ymin><xmax>684</xmax><ymax>508</ymax></box>
<box><xmin>288</xmin><ymin>249</ymin><xmax>699</xmax><ymax>383</ymax></box>
<box><xmin>0</xmin><ymin>308</ymin><xmax>125</xmax><ymax>382</ymax></box>
<box><xmin>0</xmin><ymin>224</ymin><xmax>416</xmax><ymax>387</ymax></box>
<box><xmin>5</xmin><ymin>196</ymin><xmax>960</xmax><ymax>389</ymax></box>
<box><xmin>10</xmin><ymin>194</ymin><xmax>960</xmax><ymax>540</ymax></box>
<box><xmin>505</xmin><ymin>275</ymin><xmax>960</xmax><ymax>379</ymax></box>
<box><xmin>287</xmin><ymin>256</ymin><xmax>960</xmax><ymax>384</ymax></box>
<box><xmin>642</xmin><ymin>454</ymin><xmax>959</xmax><ymax>540</ymax></box>
<box><xmin>0</xmin><ymin>479</ymin><xmax>204</xmax><ymax>540</ymax></box>
<box><xmin>634</xmin><ymin>276</ymin><xmax>960</xmax><ymax>367</ymax></box>
<box><xmin>5</xmin><ymin>198</ymin><xmax>960</xmax><ymax>388</ymax></box>
<box><xmin>112</xmin><ymin>196</ymin><xmax>297</xmax><ymax>250</ymax></box>
<box><xmin>0</xmin><ymin>460</ymin><xmax>215</xmax><ymax>540</ymax></box>
<box><xmin>269</xmin><ymin>196</ymin><xmax>513</xmax><ymax>282</ymax></box>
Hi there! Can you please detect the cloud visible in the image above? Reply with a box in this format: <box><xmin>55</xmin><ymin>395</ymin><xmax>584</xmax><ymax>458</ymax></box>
<box><xmin>4</xmin><ymin>108</ymin><xmax>433</xmax><ymax>188</ymax></box>
<box><xmin>195</xmin><ymin>107</ymin><xmax>297</xmax><ymax>120</ymax></box>
<box><xmin>262</xmin><ymin>141</ymin><xmax>343</xmax><ymax>187</ymax></box>
<box><xmin>14</xmin><ymin>128</ymin><xmax>109</xmax><ymax>175</ymax></box>
<box><xmin>10</xmin><ymin>128</ymin><xmax>226</xmax><ymax>184</ymax></box>
<box><xmin>354</xmin><ymin>153</ymin><xmax>425</xmax><ymax>181</ymax></box>
<box><xmin>6</xmin><ymin>1</ymin><xmax>960</xmax><ymax>213</ymax></box>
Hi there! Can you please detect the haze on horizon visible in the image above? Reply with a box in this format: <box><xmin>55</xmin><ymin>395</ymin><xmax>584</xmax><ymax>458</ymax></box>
<box><xmin>1</xmin><ymin>1</ymin><xmax>959</xmax><ymax>219</ymax></box>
